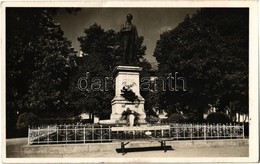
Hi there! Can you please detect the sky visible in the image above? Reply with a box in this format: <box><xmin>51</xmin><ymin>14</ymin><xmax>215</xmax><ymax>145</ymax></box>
<box><xmin>54</xmin><ymin>8</ymin><xmax>198</xmax><ymax>67</ymax></box>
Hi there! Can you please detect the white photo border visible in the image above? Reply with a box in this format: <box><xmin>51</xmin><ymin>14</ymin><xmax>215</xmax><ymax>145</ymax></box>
<box><xmin>1</xmin><ymin>0</ymin><xmax>259</xmax><ymax>163</ymax></box>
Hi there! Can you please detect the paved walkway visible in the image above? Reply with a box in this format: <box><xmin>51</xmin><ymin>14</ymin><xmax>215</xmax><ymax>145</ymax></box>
<box><xmin>5</xmin><ymin>138</ymin><xmax>248</xmax><ymax>158</ymax></box>
<box><xmin>62</xmin><ymin>146</ymin><xmax>249</xmax><ymax>157</ymax></box>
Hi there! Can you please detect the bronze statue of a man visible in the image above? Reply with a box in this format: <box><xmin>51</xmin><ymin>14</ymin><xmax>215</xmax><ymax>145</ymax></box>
<box><xmin>120</xmin><ymin>14</ymin><xmax>138</xmax><ymax>64</ymax></box>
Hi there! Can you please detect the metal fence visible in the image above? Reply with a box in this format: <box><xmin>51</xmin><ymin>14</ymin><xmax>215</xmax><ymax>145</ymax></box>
<box><xmin>28</xmin><ymin>124</ymin><xmax>245</xmax><ymax>145</ymax></box>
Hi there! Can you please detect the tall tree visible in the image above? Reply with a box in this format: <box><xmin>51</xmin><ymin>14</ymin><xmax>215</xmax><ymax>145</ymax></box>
<box><xmin>73</xmin><ymin>23</ymin><xmax>152</xmax><ymax>119</ymax></box>
<box><xmin>6</xmin><ymin>8</ymin><xmax>77</xmax><ymax>137</ymax></box>
<box><xmin>154</xmin><ymin>8</ymin><xmax>249</xmax><ymax>122</ymax></box>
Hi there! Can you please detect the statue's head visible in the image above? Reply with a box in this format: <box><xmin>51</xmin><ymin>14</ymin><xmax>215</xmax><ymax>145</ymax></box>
<box><xmin>126</xmin><ymin>14</ymin><xmax>133</xmax><ymax>21</ymax></box>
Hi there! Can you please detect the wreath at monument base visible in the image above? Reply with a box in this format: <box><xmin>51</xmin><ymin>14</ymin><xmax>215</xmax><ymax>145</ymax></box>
<box><xmin>121</xmin><ymin>108</ymin><xmax>140</xmax><ymax>126</ymax></box>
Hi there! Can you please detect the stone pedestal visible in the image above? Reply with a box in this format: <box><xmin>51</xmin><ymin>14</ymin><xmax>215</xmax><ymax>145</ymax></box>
<box><xmin>110</xmin><ymin>66</ymin><xmax>146</xmax><ymax>124</ymax></box>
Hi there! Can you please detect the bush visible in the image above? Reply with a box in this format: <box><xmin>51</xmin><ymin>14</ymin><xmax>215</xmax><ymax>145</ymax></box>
<box><xmin>185</xmin><ymin>113</ymin><xmax>203</xmax><ymax>123</ymax></box>
<box><xmin>206</xmin><ymin>112</ymin><xmax>230</xmax><ymax>124</ymax></box>
<box><xmin>16</xmin><ymin>112</ymin><xmax>39</xmax><ymax>129</ymax></box>
<box><xmin>167</xmin><ymin>113</ymin><xmax>186</xmax><ymax>123</ymax></box>
<box><xmin>145</xmin><ymin>115</ymin><xmax>159</xmax><ymax>124</ymax></box>
<box><xmin>244</xmin><ymin>122</ymin><xmax>249</xmax><ymax>137</ymax></box>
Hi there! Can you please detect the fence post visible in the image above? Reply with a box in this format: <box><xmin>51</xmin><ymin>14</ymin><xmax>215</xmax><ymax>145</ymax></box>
<box><xmin>242</xmin><ymin>124</ymin><xmax>245</xmax><ymax>139</ymax></box>
<box><xmin>161</xmin><ymin>130</ymin><xmax>163</xmax><ymax>138</ymax></box>
<box><xmin>176</xmin><ymin>126</ymin><xmax>179</xmax><ymax>140</ymax></box>
<box><xmin>226</xmin><ymin>123</ymin><xmax>229</xmax><ymax>138</ymax></box>
<box><xmin>84</xmin><ymin>127</ymin><xmax>86</xmax><ymax>143</ymax></box>
<box><xmin>47</xmin><ymin>126</ymin><xmax>49</xmax><ymax>144</ymax></box>
<box><xmin>217</xmin><ymin>124</ymin><xmax>219</xmax><ymax>139</ymax></box>
<box><xmin>190</xmin><ymin>124</ymin><xmax>193</xmax><ymax>140</ymax></box>
<box><xmin>232</xmin><ymin>123</ymin><xmax>234</xmax><ymax>139</ymax></box>
<box><xmin>75</xmin><ymin>127</ymin><xmax>77</xmax><ymax>143</ymax></box>
<box><xmin>57</xmin><ymin>126</ymin><xmax>59</xmax><ymax>144</ymax></box>
<box><xmin>38</xmin><ymin>126</ymin><xmax>40</xmax><ymax>144</ymax></box>
<box><xmin>184</xmin><ymin>126</ymin><xmax>186</xmax><ymax>139</ymax></box>
<box><xmin>109</xmin><ymin>126</ymin><xmax>111</xmax><ymax>141</ymax></box>
<box><xmin>92</xmin><ymin>125</ymin><xmax>94</xmax><ymax>142</ymax></box>
<box><xmin>28</xmin><ymin>126</ymin><xmax>30</xmax><ymax>145</ymax></box>
<box><xmin>101</xmin><ymin>125</ymin><xmax>103</xmax><ymax>143</ymax></box>
<box><xmin>223</xmin><ymin>124</ymin><xmax>225</xmax><ymax>138</ymax></box>
<box><xmin>116</xmin><ymin>124</ymin><xmax>119</xmax><ymax>139</ymax></box>
<box><xmin>204</xmin><ymin>124</ymin><xmax>206</xmax><ymax>140</ymax></box>
<box><xmin>124</xmin><ymin>130</ymin><xmax>126</xmax><ymax>140</ymax></box>
<box><xmin>196</xmin><ymin>124</ymin><xmax>199</xmax><ymax>139</ymax></box>
<box><xmin>66</xmin><ymin>125</ymin><xmax>68</xmax><ymax>144</ymax></box>
<box><xmin>210</xmin><ymin>124</ymin><xmax>213</xmax><ymax>139</ymax></box>
<box><xmin>169</xmin><ymin>127</ymin><xmax>171</xmax><ymax>138</ymax></box>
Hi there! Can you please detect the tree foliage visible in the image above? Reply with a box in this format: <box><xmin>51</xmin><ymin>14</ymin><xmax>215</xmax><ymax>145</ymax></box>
<box><xmin>72</xmin><ymin>23</ymin><xmax>152</xmax><ymax>119</ymax></box>
<box><xmin>167</xmin><ymin>113</ymin><xmax>186</xmax><ymax>123</ymax></box>
<box><xmin>206</xmin><ymin>112</ymin><xmax>230</xmax><ymax>124</ymax></box>
<box><xmin>154</xmin><ymin>8</ymin><xmax>248</xmax><ymax>122</ymax></box>
<box><xmin>6</xmin><ymin>8</ymin><xmax>77</xmax><ymax>137</ymax></box>
<box><xmin>16</xmin><ymin>112</ymin><xmax>39</xmax><ymax>130</ymax></box>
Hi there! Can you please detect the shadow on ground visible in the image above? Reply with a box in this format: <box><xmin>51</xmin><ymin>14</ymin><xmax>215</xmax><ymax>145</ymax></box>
<box><xmin>116</xmin><ymin>146</ymin><xmax>174</xmax><ymax>154</ymax></box>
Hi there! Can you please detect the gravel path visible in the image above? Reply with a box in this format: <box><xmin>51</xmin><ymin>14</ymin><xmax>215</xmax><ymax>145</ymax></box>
<box><xmin>63</xmin><ymin>146</ymin><xmax>248</xmax><ymax>157</ymax></box>
<box><xmin>5</xmin><ymin>138</ymin><xmax>248</xmax><ymax>158</ymax></box>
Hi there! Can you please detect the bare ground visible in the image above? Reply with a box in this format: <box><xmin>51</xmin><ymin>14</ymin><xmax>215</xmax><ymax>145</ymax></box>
<box><xmin>5</xmin><ymin>138</ymin><xmax>248</xmax><ymax>158</ymax></box>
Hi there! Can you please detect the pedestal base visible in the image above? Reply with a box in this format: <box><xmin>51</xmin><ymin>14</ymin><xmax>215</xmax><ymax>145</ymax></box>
<box><xmin>109</xmin><ymin>66</ymin><xmax>146</xmax><ymax>125</ymax></box>
<box><xmin>110</xmin><ymin>96</ymin><xmax>146</xmax><ymax>124</ymax></box>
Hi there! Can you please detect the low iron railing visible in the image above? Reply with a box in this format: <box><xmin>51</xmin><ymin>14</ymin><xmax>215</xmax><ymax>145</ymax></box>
<box><xmin>28</xmin><ymin>124</ymin><xmax>245</xmax><ymax>145</ymax></box>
